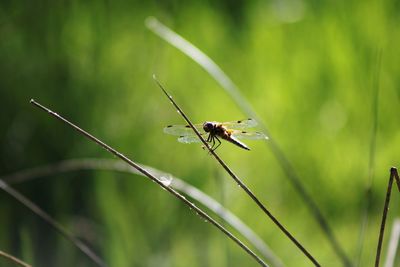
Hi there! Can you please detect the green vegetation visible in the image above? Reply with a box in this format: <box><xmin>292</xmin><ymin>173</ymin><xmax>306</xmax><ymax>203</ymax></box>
<box><xmin>1</xmin><ymin>1</ymin><xmax>399</xmax><ymax>266</ymax></box>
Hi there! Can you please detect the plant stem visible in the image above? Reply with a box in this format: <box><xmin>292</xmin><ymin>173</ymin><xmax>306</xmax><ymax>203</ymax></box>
<box><xmin>147</xmin><ymin>18</ymin><xmax>350</xmax><ymax>266</ymax></box>
<box><xmin>375</xmin><ymin>168</ymin><xmax>400</xmax><ymax>267</ymax></box>
<box><xmin>30</xmin><ymin>99</ymin><xmax>269</xmax><ymax>267</ymax></box>
<box><xmin>154</xmin><ymin>78</ymin><xmax>320</xmax><ymax>266</ymax></box>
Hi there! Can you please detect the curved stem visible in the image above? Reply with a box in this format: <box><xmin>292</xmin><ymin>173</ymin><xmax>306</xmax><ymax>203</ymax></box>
<box><xmin>3</xmin><ymin>158</ymin><xmax>284</xmax><ymax>267</ymax></box>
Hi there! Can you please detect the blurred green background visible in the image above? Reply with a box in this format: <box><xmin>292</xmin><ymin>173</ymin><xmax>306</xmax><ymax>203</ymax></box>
<box><xmin>1</xmin><ymin>0</ymin><xmax>399</xmax><ymax>266</ymax></box>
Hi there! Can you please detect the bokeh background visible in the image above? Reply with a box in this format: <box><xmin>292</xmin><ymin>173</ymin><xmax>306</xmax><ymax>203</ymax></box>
<box><xmin>1</xmin><ymin>0</ymin><xmax>399</xmax><ymax>266</ymax></box>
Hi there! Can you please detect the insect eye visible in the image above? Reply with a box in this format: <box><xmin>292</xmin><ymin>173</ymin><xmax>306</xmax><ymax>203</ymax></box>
<box><xmin>203</xmin><ymin>122</ymin><xmax>213</xmax><ymax>132</ymax></box>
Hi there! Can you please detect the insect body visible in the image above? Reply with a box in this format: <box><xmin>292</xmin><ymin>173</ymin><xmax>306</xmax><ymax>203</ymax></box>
<box><xmin>164</xmin><ymin>119</ymin><xmax>268</xmax><ymax>151</ymax></box>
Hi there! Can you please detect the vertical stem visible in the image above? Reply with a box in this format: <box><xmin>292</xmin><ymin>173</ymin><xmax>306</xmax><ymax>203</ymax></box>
<box><xmin>375</xmin><ymin>168</ymin><xmax>399</xmax><ymax>267</ymax></box>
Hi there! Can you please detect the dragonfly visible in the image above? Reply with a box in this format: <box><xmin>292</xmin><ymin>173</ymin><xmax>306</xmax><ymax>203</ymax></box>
<box><xmin>164</xmin><ymin>118</ymin><xmax>268</xmax><ymax>151</ymax></box>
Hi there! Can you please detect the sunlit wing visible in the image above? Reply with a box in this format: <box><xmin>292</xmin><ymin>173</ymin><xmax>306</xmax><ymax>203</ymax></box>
<box><xmin>221</xmin><ymin>118</ymin><xmax>258</xmax><ymax>129</ymax></box>
<box><xmin>163</xmin><ymin>124</ymin><xmax>204</xmax><ymax>136</ymax></box>
<box><xmin>230</xmin><ymin>130</ymin><xmax>268</xmax><ymax>140</ymax></box>
<box><xmin>177</xmin><ymin>134</ymin><xmax>205</xmax><ymax>144</ymax></box>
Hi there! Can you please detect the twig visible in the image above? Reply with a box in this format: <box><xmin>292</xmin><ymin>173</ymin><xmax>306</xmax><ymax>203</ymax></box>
<box><xmin>146</xmin><ymin>17</ymin><xmax>350</xmax><ymax>267</ymax></box>
<box><xmin>153</xmin><ymin>77</ymin><xmax>320</xmax><ymax>266</ymax></box>
<box><xmin>2</xmin><ymin>158</ymin><xmax>284</xmax><ymax>267</ymax></box>
<box><xmin>30</xmin><ymin>99</ymin><xmax>269</xmax><ymax>267</ymax></box>
<box><xmin>384</xmin><ymin>218</ymin><xmax>400</xmax><ymax>267</ymax></box>
<box><xmin>375</xmin><ymin>167</ymin><xmax>400</xmax><ymax>267</ymax></box>
<box><xmin>0</xmin><ymin>179</ymin><xmax>106</xmax><ymax>267</ymax></box>
<box><xmin>0</xmin><ymin>250</ymin><xmax>32</xmax><ymax>267</ymax></box>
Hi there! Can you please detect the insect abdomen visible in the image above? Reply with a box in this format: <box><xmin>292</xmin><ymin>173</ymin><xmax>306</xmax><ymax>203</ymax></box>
<box><xmin>221</xmin><ymin>133</ymin><xmax>250</xmax><ymax>150</ymax></box>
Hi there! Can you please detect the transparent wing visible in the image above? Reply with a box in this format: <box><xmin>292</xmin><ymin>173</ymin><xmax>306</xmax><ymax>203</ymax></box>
<box><xmin>221</xmin><ymin>118</ymin><xmax>258</xmax><ymax>129</ymax></box>
<box><xmin>177</xmin><ymin>134</ymin><xmax>205</xmax><ymax>144</ymax></box>
<box><xmin>163</xmin><ymin>123</ymin><xmax>205</xmax><ymax>136</ymax></box>
<box><xmin>231</xmin><ymin>130</ymin><xmax>268</xmax><ymax>140</ymax></box>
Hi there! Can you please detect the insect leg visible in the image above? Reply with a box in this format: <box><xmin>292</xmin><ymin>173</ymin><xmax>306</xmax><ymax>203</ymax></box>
<box><xmin>207</xmin><ymin>133</ymin><xmax>212</xmax><ymax>142</ymax></box>
<box><xmin>213</xmin><ymin>136</ymin><xmax>222</xmax><ymax>151</ymax></box>
<box><xmin>210</xmin><ymin>135</ymin><xmax>216</xmax><ymax>150</ymax></box>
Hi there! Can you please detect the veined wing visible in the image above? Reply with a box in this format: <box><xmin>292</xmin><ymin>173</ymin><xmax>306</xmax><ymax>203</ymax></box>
<box><xmin>221</xmin><ymin>118</ymin><xmax>258</xmax><ymax>129</ymax></box>
<box><xmin>164</xmin><ymin>124</ymin><xmax>204</xmax><ymax>136</ymax></box>
<box><xmin>230</xmin><ymin>130</ymin><xmax>268</xmax><ymax>140</ymax></box>
<box><xmin>178</xmin><ymin>134</ymin><xmax>205</xmax><ymax>144</ymax></box>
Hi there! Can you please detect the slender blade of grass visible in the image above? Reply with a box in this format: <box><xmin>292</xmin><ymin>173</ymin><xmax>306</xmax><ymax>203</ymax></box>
<box><xmin>0</xmin><ymin>179</ymin><xmax>107</xmax><ymax>267</ymax></box>
<box><xmin>0</xmin><ymin>250</ymin><xmax>32</xmax><ymax>267</ymax></box>
<box><xmin>384</xmin><ymin>218</ymin><xmax>400</xmax><ymax>267</ymax></box>
<box><xmin>2</xmin><ymin>158</ymin><xmax>284</xmax><ymax>267</ymax></box>
<box><xmin>356</xmin><ymin>48</ymin><xmax>383</xmax><ymax>267</ymax></box>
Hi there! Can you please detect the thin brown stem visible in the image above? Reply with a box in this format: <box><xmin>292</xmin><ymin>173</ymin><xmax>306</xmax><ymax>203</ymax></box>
<box><xmin>0</xmin><ymin>250</ymin><xmax>32</xmax><ymax>267</ymax></box>
<box><xmin>375</xmin><ymin>167</ymin><xmax>400</xmax><ymax>267</ymax></box>
<box><xmin>154</xmin><ymin>77</ymin><xmax>320</xmax><ymax>266</ymax></box>
<box><xmin>147</xmin><ymin>18</ymin><xmax>350</xmax><ymax>267</ymax></box>
<box><xmin>30</xmin><ymin>99</ymin><xmax>269</xmax><ymax>267</ymax></box>
<box><xmin>0</xmin><ymin>179</ymin><xmax>106</xmax><ymax>267</ymax></box>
